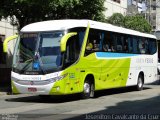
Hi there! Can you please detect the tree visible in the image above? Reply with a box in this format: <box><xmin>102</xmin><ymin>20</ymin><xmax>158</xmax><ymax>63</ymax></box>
<box><xmin>106</xmin><ymin>13</ymin><xmax>124</xmax><ymax>27</ymax></box>
<box><xmin>107</xmin><ymin>13</ymin><xmax>152</xmax><ymax>33</ymax></box>
<box><xmin>0</xmin><ymin>0</ymin><xmax>105</xmax><ymax>30</ymax></box>
<box><xmin>124</xmin><ymin>15</ymin><xmax>152</xmax><ymax>33</ymax></box>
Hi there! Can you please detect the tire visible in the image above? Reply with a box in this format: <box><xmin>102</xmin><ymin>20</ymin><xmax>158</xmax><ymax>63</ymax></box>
<box><xmin>136</xmin><ymin>74</ymin><xmax>144</xmax><ymax>91</ymax></box>
<box><xmin>158</xmin><ymin>69</ymin><xmax>160</xmax><ymax>75</ymax></box>
<box><xmin>82</xmin><ymin>80</ymin><xmax>94</xmax><ymax>99</ymax></box>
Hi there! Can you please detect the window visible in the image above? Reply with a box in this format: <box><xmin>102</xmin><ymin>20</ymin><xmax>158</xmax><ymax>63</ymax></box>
<box><xmin>112</xmin><ymin>0</ymin><xmax>120</xmax><ymax>4</ymax></box>
<box><xmin>153</xmin><ymin>26</ymin><xmax>156</xmax><ymax>29</ymax></box>
<box><xmin>138</xmin><ymin>37</ymin><xmax>147</xmax><ymax>54</ymax></box>
<box><xmin>158</xmin><ymin>42</ymin><xmax>160</xmax><ymax>62</ymax></box>
<box><xmin>85</xmin><ymin>29</ymin><xmax>104</xmax><ymax>56</ymax></box>
<box><xmin>103</xmin><ymin>31</ymin><xmax>114</xmax><ymax>52</ymax></box>
<box><xmin>153</xmin><ymin>16</ymin><xmax>156</xmax><ymax>20</ymax></box>
<box><xmin>19</xmin><ymin>33</ymin><xmax>38</xmax><ymax>63</ymax></box>
<box><xmin>103</xmin><ymin>32</ymin><xmax>133</xmax><ymax>53</ymax></box>
<box><xmin>0</xmin><ymin>35</ymin><xmax>6</xmax><ymax>64</ymax></box>
<box><xmin>148</xmin><ymin>39</ymin><xmax>157</xmax><ymax>54</ymax></box>
<box><xmin>153</xmin><ymin>6</ymin><xmax>156</xmax><ymax>10</ymax></box>
<box><xmin>84</xmin><ymin>29</ymin><xmax>157</xmax><ymax>55</ymax></box>
<box><xmin>128</xmin><ymin>36</ymin><xmax>157</xmax><ymax>55</ymax></box>
<box><xmin>127</xmin><ymin>36</ymin><xmax>133</xmax><ymax>53</ymax></box>
<box><xmin>64</xmin><ymin>27</ymin><xmax>85</xmax><ymax>67</ymax></box>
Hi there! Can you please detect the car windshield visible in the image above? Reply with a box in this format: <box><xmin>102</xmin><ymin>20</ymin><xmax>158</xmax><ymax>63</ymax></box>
<box><xmin>13</xmin><ymin>31</ymin><xmax>64</xmax><ymax>74</ymax></box>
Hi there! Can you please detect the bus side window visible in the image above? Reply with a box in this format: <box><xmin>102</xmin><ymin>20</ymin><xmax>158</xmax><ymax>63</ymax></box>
<box><xmin>148</xmin><ymin>38</ymin><xmax>157</xmax><ymax>54</ymax></box>
<box><xmin>144</xmin><ymin>38</ymin><xmax>149</xmax><ymax>54</ymax></box>
<box><xmin>132</xmin><ymin>36</ymin><xmax>139</xmax><ymax>54</ymax></box>
<box><xmin>123</xmin><ymin>35</ymin><xmax>129</xmax><ymax>53</ymax></box>
<box><xmin>99</xmin><ymin>33</ymin><xmax>104</xmax><ymax>51</ymax></box>
<box><xmin>85</xmin><ymin>29</ymin><xmax>102</xmax><ymax>56</ymax></box>
<box><xmin>116</xmin><ymin>33</ymin><xmax>124</xmax><ymax>52</ymax></box>
<box><xmin>103</xmin><ymin>39</ymin><xmax>109</xmax><ymax>52</ymax></box>
<box><xmin>102</xmin><ymin>31</ymin><xmax>114</xmax><ymax>52</ymax></box>
<box><xmin>112</xmin><ymin>33</ymin><xmax>117</xmax><ymax>52</ymax></box>
<box><xmin>128</xmin><ymin>36</ymin><xmax>133</xmax><ymax>53</ymax></box>
<box><xmin>139</xmin><ymin>37</ymin><xmax>146</xmax><ymax>54</ymax></box>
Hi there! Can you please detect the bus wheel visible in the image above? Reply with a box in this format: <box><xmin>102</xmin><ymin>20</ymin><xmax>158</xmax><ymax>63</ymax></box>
<box><xmin>136</xmin><ymin>74</ymin><xmax>144</xmax><ymax>91</ymax></box>
<box><xmin>82</xmin><ymin>80</ymin><xmax>94</xmax><ymax>99</ymax></box>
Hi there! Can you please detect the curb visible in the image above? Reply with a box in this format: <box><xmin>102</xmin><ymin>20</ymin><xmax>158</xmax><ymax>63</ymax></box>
<box><xmin>0</xmin><ymin>87</ymin><xmax>10</xmax><ymax>96</ymax></box>
<box><xmin>0</xmin><ymin>92</ymin><xmax>7</xmax><ymax>96</ymax></box>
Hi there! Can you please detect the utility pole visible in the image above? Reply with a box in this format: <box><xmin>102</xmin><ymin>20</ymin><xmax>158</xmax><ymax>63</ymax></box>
<box><xmin>149</xmin><ymin>0</ymin><xmax>152</xmax><ymax>25</ymax></box>
<box><xmin>145</xmin><ymin>0</ymin><xmax>147</xmax><ymax>19</ymax></box>
<box><xmin>136</xmin><ymin>0</ymin><xmax>138</xmax><ymax>9</ymax></box>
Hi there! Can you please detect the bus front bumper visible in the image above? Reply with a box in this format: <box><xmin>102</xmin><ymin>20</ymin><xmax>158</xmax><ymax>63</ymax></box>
<box><xmin>11</xmin><ymin>80</ymin><xmax>61</xmax><ymax>95</ymax></box>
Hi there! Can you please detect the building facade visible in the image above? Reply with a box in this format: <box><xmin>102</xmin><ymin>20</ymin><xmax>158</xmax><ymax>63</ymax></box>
<box><xmin>104</xmin><ymin>0</ymin><xmax>128</xmax><ymax>17</ymax></box>
<box><xmin>0</xmin><ymin>18</ymin><xmax>17</xmax><ymax>65</ymax></box>
<box><xmin>128</xmin><ymin>0</ymin><xmax>160</xmax><ymax>31</ymax></box>
<box><xmin>0</xmin><ymin>18</ymin><xmax>17</xmax><ymax>85</ymax></box>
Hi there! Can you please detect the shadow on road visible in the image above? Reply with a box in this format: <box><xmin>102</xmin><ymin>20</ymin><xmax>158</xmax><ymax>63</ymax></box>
<box><xmin>5</xmin><ymin>86</ymin><xmax>151</xmax><ymax>104</ymax></box>
<box><xmin>94</xmin><ymin>86</ymin><xmax>150</xmax><ymax>98</ymax></box>
<box><xmin>5</xmin><ymin>94</ymin><xmax>82</xmax><ymax>103</ymax></box>
<box><xmin>63</xmin><ymin>95</ymin><xmax>160</xmax><ymax>120</ymax></box>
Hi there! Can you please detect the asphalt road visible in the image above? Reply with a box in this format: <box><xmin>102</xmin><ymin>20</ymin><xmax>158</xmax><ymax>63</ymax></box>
<box><xmin>0</xmin><ymin>85</ymin><xmax>160</xmax><ymax>120</ymax></box>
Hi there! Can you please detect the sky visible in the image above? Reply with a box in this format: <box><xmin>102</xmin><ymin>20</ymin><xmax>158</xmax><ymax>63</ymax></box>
<box><xmin>128</xmin><ymin>0</ymin><xmax>132</xmax><ymax>5</ymax></box>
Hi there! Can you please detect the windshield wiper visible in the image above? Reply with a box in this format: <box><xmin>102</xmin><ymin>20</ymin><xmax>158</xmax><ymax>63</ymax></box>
<box><xmin>20</xmin><ymin>59</ymin><xmax>33</xmax><ymax>74</ymax></box>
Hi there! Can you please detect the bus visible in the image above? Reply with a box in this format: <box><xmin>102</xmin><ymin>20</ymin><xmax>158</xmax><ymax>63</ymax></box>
<box><xmin>153</xmin><ymin>30</ymin><xmax>160</xmax><ymax>74</ymax></box>
<box><xmin>5</xmin><ymin>20</ymin><xmax>157</xmax><ymax>98</ymax></box>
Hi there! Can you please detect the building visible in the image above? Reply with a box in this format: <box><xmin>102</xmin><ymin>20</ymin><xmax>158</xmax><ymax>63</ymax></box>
<box><xmin>104</xmin><ymin>0</ymin><xmax>128</xmax><ymax>17</ymax></box>
<box><xmin>0</xmin><ymin>18</ymin><xmax>17</xmax><ymax>85</ymax></box>
<box><xmin>128</xmin><ymin>0</ymin><xmax>160</xmax><ymax>31</ymax></box>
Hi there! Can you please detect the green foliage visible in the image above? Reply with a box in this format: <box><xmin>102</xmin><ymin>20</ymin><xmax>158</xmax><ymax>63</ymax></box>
<box><xmin>107</xmin><ymin>13</ymin><xmax>124</xmax><ymax>27</ymax></box>
<box><xmin>0</xmin><ymin>0</ymin><xmax>105</xmax><ymax>30</ymax></box>
<box><xmin>107</xmin><ymin>13</ymin><xmax>152</xmax><ymax>33</ymax></box>
<box><xmin>124</xmin><ymin>15</ymin><xmax>152</xmax><ymax>33</ymax></box>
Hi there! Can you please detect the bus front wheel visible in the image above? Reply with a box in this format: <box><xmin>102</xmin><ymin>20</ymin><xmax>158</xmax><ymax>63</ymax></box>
<box><xmin>82</xmin><ymin>80</ymin><xmax>94</xmax><ymax>99</ymax></box>
<box><xmin>136</xmin><ymin>74</ymin><xmax>144</xmax><ymax>91</ymax></box>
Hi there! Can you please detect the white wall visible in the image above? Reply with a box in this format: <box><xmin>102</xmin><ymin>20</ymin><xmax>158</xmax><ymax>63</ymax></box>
<box><xmin>0</xmin><ymin>18</ymin><xmax>17</xmax><ymax>68</ymax></box>
<box><xmin>0</xmin><ymin>18</ymin><xmax>17</xmax><ymax>38</ymax></box>
<box><xmin>104</xmin><ymin>0</ymin><xmax>127</xmax><ymax>18</ymax></box>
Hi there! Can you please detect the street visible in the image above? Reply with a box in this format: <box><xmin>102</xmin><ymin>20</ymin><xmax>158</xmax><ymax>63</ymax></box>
<box><xmin>0</xmin><ymin>84</ymin><xmax>160</xmax><ymax>120</ymax></box>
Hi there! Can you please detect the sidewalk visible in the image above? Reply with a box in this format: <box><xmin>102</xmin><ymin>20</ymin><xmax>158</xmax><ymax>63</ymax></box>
<box><xmin>0</xmin><ymin>85</ymin><xmax>11</xmax><ymax>95</ymax></box>
<box><xmin>0</xmin><ymin>87</ymin><xmax>7</xmax><ymax>95</ymax></box>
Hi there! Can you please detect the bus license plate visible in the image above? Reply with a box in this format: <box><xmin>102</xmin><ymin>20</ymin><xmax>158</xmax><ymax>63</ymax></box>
<box><xmin>28</xmin><ymin>87</ymin><xmax>37</xmax><ymax>92</ymax></box>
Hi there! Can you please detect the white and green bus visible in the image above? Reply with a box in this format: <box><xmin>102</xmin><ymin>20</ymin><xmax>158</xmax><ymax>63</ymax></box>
<box><xmin>5</xmin><ymin>20</ymin><xmax>157</xmax><ymax>98</ymax></box>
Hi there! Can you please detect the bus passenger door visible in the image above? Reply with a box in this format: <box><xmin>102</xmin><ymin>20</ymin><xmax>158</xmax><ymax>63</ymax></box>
<box><xmin>61</xmin><ymin>33</ymin><xmax>82</xmax><ymax>94</ymax></box>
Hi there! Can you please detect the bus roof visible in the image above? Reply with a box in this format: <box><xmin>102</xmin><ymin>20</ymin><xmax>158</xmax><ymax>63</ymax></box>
<box><xmin>21</xmin><ymin>19</ymin><xmax>156</xmax><ymax>39</ymax></box>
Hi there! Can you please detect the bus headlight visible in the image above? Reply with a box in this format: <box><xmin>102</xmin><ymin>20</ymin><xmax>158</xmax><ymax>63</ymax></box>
<box><xmin>48</xmin><ymin>73</ymin><xmax>68</xmax><ymax>83</ymax></box>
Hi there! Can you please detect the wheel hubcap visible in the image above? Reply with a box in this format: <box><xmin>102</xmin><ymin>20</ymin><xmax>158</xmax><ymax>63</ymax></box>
<box><xmin>138</xmin><ymin>78</ymin><xmax>143</xmax><ymax>88</ymax></box>
<box><xmin>84</xmin><ymin>83</ymin><xmax>90</xmax><ymax>94</ymax></box>
<box><xmin>90</xmin><ymin>84</ymin><xmax>94</xmax><ymax>97</ymax></box>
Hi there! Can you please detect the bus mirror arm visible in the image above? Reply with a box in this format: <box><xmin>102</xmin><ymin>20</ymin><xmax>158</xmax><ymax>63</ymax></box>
<box><xmin>3</xmin><ymin>35</ymin><xmax>18</xmax><ymax>53</ymax></box>
<box><xmin>60</xmin><ymin>32</ymin><xmax>77</xmax><ymax>52</ymax></box>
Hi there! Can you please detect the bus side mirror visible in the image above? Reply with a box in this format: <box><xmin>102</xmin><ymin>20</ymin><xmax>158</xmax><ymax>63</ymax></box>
<box><xmin>3</xmin><ymin>35</ymin><xmax>18</xmax><ymax>53</ymax></box>
<box><xmin>60</xmin><ymin>32</ymin><xmax>77</xmax><ymax>52</ymax></box>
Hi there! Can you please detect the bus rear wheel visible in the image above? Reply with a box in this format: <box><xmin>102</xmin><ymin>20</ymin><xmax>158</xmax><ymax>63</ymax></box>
<box><xmin>82</xmin><ymin>80</ymin><xmax>94</xmax><ymax>99</ymax></box>
<box><xmin>136</xmin><ymin>74</ymin><xmax>144</xmax><ymax>91</ymax></box>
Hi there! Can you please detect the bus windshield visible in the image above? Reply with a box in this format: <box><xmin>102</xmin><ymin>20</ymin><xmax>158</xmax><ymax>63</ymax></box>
<box><xmin>13</xmin><ymin>31</ymin><xmax>64</xmax><ymax>74</ymax></box>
